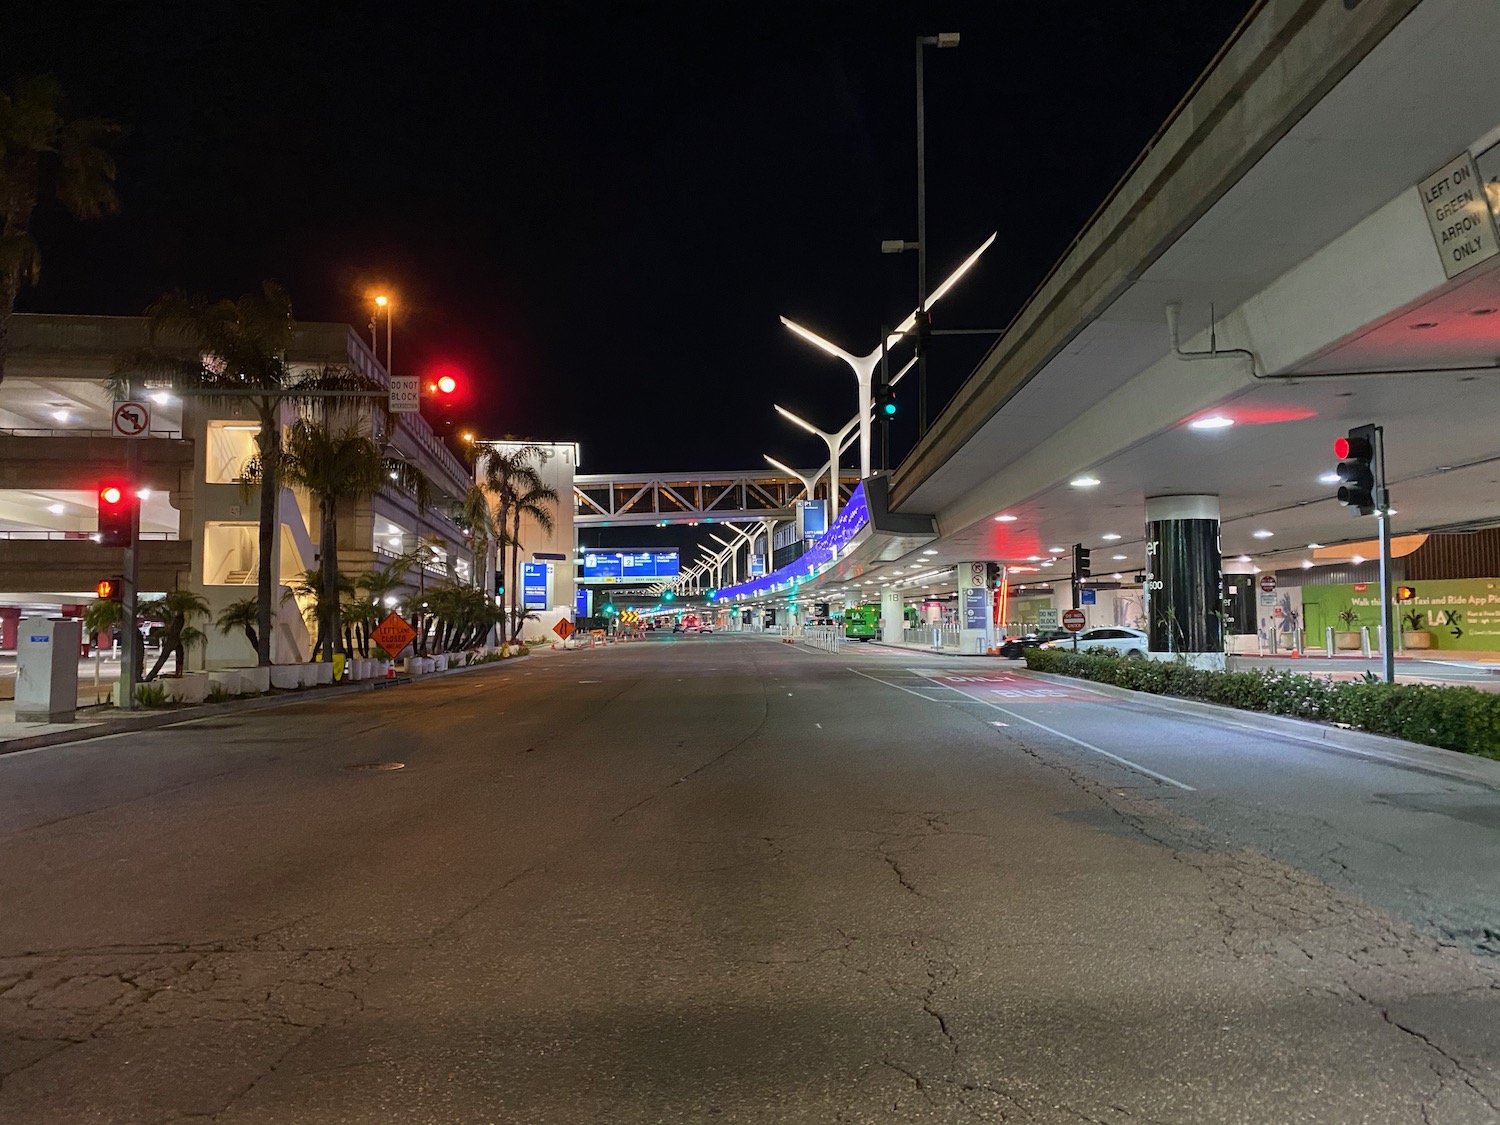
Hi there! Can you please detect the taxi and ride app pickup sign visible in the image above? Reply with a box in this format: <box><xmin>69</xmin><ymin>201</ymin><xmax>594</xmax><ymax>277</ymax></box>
<box><xmin>371</xmin><ymin>612</ymin><xmax>418</xmax><ymax>659</ymax></box>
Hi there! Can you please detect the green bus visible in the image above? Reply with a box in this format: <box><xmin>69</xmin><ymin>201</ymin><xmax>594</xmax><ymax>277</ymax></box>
<box><xmin>844</xmin><ymin>604</ymin><xmax>880</xmax><ymax>640</ymax></box>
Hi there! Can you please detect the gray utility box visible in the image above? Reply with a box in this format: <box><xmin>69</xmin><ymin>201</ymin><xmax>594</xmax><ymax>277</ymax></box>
<box><xmin>14</xmin><ymin>617</ymin><xmax>82</xmax><ymax>723</ymax></box>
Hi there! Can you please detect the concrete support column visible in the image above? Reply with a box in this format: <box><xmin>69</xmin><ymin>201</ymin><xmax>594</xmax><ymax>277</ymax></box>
<box><xmin>880</xmin><ymin>589</ymin><xmax>903</xmax><ymax>645</ymax></box>
<box><xmin>1144</xmin><ymin>495</ymin><xmax>1222</xmax><ymax>654</ymax></box>
<box><xmin>958</xmin><ymin>561</ymin><xmax>993</xmax><ymax>655</ymax></box>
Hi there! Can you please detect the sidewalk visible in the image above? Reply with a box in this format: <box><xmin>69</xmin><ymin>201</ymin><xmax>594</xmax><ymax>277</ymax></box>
<box><xmin>0</xmin><ymin>647</ymin><xmax>571</xmax><ymax>756</ymax></box>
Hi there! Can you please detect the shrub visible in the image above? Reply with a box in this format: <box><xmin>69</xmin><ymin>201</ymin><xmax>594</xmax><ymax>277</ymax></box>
<box><xmin>1022</xmin><ymin>648</ymin><xmax>1500</xmax><ymax>760</ymax></box>
<box><xmin>206</xmin><ymin>684</ymin><xmax>235</xmax><ymax>704</ymax></box>
<box><xmin>133</xmin><ymin>682</ymin><xmax>170</xmax><ymax>708</ymax></box>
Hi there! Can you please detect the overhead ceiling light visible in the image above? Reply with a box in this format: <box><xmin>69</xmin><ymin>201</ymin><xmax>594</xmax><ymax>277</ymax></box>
<box><xmin>1040</xmin><ymin>561</ymin><xmax>1055</xmax><ymax>568</ymax></box>
<box><xmin>1252</xmin><ymin>530</ymin><xmax>1274</xmax><ymax>539</ymax></box>
<box><xmin>1301</xmin><ymin>560</ymin><xmax>1313</xmax><ymax>569</ymax></box>
<box><xmin>1048</xmin><ymin>546</ymin><xmax>1065</xmax><ymax>554</ymax></box>
<box><xmin>137</xmin><ymin>489</ymin><xmax>151</xmax><ymax>500</ymax></box>
<box><xmin>1352</xmin><ymin>554</ymin><xmax>1366</xmax><ymax>564</ymax></box>
<box><xmin>1238</xmin><ymin>555</ymin><xmax>1251</xmax><ymax>563</ymax></box>
<box><xmin>922</xmin><ymin>548</ymin><xmax>938</xmax><ymax>555</ymax></box>
<box><xmin>993</xmin><ymin>514</ymin><xmax>1017</xmax><ymax>522</ymax></box>
<box><xmin>1111</xmin><ymin>554</ymin><xmax>1127</xmax><ymax>561</ymax></box>
<box><xmin>1318</xmin><ymin>471</ymin><xmax>1340</xmax><ymax>484</ymax></box>
<box><xmin>1112</xmin><ymin>572</ymin><xmax>1122</xmax><ymax>579</ymax></box>
<box><xmin>1101</xmin><ymin>533</ymin><xmax>1121</xmax><ymax>541</ymax></box>
<box><xmin>47</xmin><ymin>503</ymin><xmax>65</xmax><ymax>515</ymax></box>
<box><xmin>1307</xmin><ymin>542</ymin><xmax>1323</xmax><ymax>549</ymax></box>
<box><xmin>1070</xmin><ymin>475</ymin><xmax>1101</xmax><ymax>488</ymax></box>
<box><xmin>151</xmin><ymin>391</ymin><xmax>172</xmax><ymax>405</ymax></box>
<box><xmin>1188</xmin><ymin>415</ymin><xmax>1234</xmax><ymax>430</ymax></box>
<box><xmin>1027</xmin><ymin>555</ymin><xmax>1041</xmax><ymax>562</ymax></box>
<box><xmin>51</xmin><ymin>410</ymin><xmax>69</xmax><ymax>423</ymax></box>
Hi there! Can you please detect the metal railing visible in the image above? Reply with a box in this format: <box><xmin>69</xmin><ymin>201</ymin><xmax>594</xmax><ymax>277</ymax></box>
<box><xmin>803</xmin><ymin>625</ymin><xmax>843</xmax><ymax>654</ymax></box>
<box><xmin>903</xmin><ymin>626</ymin><xmax>960</xmax><ymax>650</ymax></box>
<box><xmin>0</xmin><ymin>427</ymin><xmax>185</xmax><ymax>439</ymax></box>
<box><xmin>0</xmin><ymin>530</ymin><xmax>178</xmax><ymax>541</ymax></box>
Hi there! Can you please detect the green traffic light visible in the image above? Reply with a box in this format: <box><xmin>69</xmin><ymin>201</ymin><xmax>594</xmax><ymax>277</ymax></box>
<box><xmin>882</xmin><ymin>401</ymin><xmax>897</xmax><ymax>416</ymax></box>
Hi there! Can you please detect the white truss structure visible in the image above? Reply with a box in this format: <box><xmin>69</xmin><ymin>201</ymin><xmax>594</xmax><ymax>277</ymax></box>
<box><xmin>573</xmin><ymin>469</ymin><xmax>856</xmax><ymax>528</ymax></box>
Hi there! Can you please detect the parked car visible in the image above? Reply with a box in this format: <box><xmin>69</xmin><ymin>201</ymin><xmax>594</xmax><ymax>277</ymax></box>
<box><xmin>997</xmin><ymin>628</ymin><xmax>1070</xmax><ymax>658</ymax></box>
<box><xmin>1041</xmin><ymin>626</ymin><xmax>1149</xmax><ymax>657</ymax></box>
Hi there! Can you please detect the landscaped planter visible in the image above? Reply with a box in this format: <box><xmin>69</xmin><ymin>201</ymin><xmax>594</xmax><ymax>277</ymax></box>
<box><xmin>1334</xmin><ymin>631</ymin><xmax>1362</xmax><ymax>651</ymax></box>
<box><xmin>1403</xmin><ymin>631</ymin><xmax>1434</xmax><ymax>650</ymax></box>
<box><xmin>312</xmin><ymin>662</ymin><xmax>333</xmax><ymax>686</ymax></box>
<box><xmin>209</xmin><ymin>669</ymin><xmax>244</xmax><ymax>696</ymax></box>
<box><xmin>270</xmin><ymin>666</ymin><xmax>302</xmax><ymax>690</ymax></box>
<box><xmin>237</xmin><ymin>666</ymin><xmax>272</xmax><ymax>693</ymax></box>
<box><xmin>434</xmin><ymin>654</ymin><xmax>449</xmax><ymax>672</ymax></box>
<box><xmin>163</xmin><ymin>673</ymin><xmax>208</xmax><ymax>705</ymax></box>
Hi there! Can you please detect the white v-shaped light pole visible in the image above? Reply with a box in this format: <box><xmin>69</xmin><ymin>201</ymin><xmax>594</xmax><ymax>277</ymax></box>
<box><xmin>773</xmin><ymin>405</ymin><xmax>858</xmax><ymax>525</ymax></box>
<box><xmin>780</xmin><ymin>232</ymin><xmax>996</xmax><ymax>480</ymax></box>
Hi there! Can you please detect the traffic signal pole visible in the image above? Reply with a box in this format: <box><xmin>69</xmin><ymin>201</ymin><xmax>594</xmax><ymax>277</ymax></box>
<box><xmin>119</xmin><ymin>437</ymin><xmax>141</xmax><ymax>711</ymax></box>
<box><xmin>1375</xmin><ymin>426</ymin><xmax>1395</xmax><ymax>685</ymax></box>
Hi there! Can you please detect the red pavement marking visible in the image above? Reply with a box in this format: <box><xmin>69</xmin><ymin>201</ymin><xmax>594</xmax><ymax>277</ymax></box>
<box><xmin>926</xmin><ymin>671</ymin><xmax>1104</xmax><ymax>703</ymax></box>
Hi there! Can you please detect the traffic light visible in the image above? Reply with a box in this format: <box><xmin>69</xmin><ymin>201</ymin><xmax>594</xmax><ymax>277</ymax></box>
<box><xmin>1334</xmin><ymin>426</ymin><xmax>1376</xmax><ymax>515</ymax></box>
<box><xmin>663</xmin><ymin>591</ymin><xmax>675</xmax><ymax>601</ymax></box>
<box><xmin>914</xmin><ymin>308</ymin><xmax>932</xmax><ymax>348</ymax></box>
<box><xmin>873</xmin><ymin>368</ymin><xmax>897</xmax><ymax>418</ymax></box>
<box><xmin>1073</xmin><ymin>543</ymin><xmax>1091</xmax><ymax>578</ymax></box>
<box><xmin>96</xmin><ymin>576</ymin><xmax>123</xmax><ymax>602</ymax></box>
<box><xmin>96</xmin><ymin>483</ymin><xmax>136</xmax><ymax>547</ymax></box>
<box><xmin>1396</xmin><ymin>585</ymin><xmax>1417</xmax><ymax>602</ymax></box>
<box><xmin>707</xmin><ymin>589</ymin><xmax>718</xmax><ymax>601</ymax></box>
<box><xmin>494</xmin><ymin>575</ymin><xmax>505</xmax><ymax>596</ymax></box>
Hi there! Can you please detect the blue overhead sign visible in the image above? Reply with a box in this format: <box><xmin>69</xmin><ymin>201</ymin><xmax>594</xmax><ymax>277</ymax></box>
<box><xmin>582</xmin><ymin>550</ymin><xmax>679</xmax><ymax>580</ymax></box>
<box><xmin>522</xmin><ymin>562</ymin><xmax>549</xmax><ymax>609</ymax></box>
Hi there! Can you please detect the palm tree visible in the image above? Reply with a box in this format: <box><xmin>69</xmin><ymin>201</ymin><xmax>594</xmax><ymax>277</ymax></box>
<box><xmin>0</xmin><ymin>77</ymin><xmax>120</xmax><ymax>383</ymax></box>
<box><xmin>508</xmin><ymin>480</ymin><xmax>558</xmax><ymax>644</ymax></box>
<box><xmin>481</xmin><ymin>444</ymin><xmax>543</xmax><ymax>649</ymax></box>
<box><xmin>139</xmin><ymin>590</ymin><xmax>210</xmax><ymax>681</ymax></box>
<box><xmin>454</xmin><ymin>480</ymin><xmax>507</xmax><ymax>647</ymax></box>
<box><xmin>274</xmin><ymin>417</ymin><xmax>425</xmax><ymax>662</ymax></box>
<box><xmin>214</xmin><ymin>596</ymin><xmax>260</xmax><ymax>656</ymax></box>
<box><xmin>281</xmin><ymin>567</ymin><xmax>355</xmax><ymax>658</ymax></box>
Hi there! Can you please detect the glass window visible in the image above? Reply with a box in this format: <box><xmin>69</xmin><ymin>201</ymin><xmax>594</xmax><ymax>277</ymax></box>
<box><xmin>203</xmin><ymin>522</ymin><xmax>259</xmax><ymax>585</ymax></box>
<box><xmin>205</xmin><ymin>422</ymin><xmax>262</xmax><ymax>484</ymax></box>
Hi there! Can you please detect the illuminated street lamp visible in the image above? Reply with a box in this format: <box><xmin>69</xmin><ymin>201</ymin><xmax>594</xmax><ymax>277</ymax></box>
<box><xmin>780</xmin><ymin>232</ymin><xmax>995</xmax><ymax>479</ymax></box>
<box><xmin>774</xmin><ymin>405</ymin><xmax>858</xmax><ymax>524</ymax></box>
<box><xmin>371</xmin><ymin>294</ymin><xmax>393</xmax><ymax>372</ymax></box>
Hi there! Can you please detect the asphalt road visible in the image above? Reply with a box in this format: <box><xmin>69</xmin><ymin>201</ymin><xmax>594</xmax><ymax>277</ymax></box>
<box><xmin>1</xmin><ymin>635</ymin><xmax>1496</xmax><ymax>1124</ymax></box>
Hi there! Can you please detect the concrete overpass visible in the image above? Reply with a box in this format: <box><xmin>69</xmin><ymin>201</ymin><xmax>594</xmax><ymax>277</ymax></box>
<box><xmin>720</xmin><ymin>0</ymin><xmax>1500</xmax><ymax>656</ymax></box>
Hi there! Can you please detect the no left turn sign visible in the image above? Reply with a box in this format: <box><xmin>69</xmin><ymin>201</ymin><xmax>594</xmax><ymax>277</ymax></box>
<box><xmin>112</xmin><ymin>401</ymin><xmax>151</xmax><ymax>439</ymax></box>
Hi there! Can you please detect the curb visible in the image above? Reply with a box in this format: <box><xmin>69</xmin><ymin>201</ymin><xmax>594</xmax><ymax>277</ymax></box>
<box><xmin>0</xmin><ymin>653</ymin><xmax>531</xmax><ymax>757</ymax></box>
<box><xmin>1022</xmin><ymin>669</ymin><xmax>1500</xmax><ymax>789</ymax></box>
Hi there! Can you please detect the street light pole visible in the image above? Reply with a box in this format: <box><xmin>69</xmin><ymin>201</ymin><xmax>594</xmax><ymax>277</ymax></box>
<box><xmin>773</xmin><ymin>405</ymin><xmax>858</xmax><ymax>524</ymax></box>
<box><xmin>781</xmin><ymin>229</ymin><xmax>992</xmax><ymax>480</ymax></box>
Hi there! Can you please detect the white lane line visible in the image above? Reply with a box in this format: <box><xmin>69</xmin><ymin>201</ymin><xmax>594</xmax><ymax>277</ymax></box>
<box><xmin>851</xmin><ymin>668</ymin><xmax>1195</xmax><ymax>792</ymax></box>
<box><xmin>579</xmin><ymin>680</ymin><xmax>601</xmax><ymax>684</ymax></box>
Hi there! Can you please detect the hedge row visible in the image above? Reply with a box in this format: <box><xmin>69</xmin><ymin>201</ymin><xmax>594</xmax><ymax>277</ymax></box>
<box><xmin>1022</xmin><ymin>648</ymin><xmax>1500</xmax><ymax>760</ymax></box>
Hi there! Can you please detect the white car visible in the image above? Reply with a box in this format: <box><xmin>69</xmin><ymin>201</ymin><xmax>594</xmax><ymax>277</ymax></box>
<box><xmin>1042</xmin><ymin>626</ymin><xmax>1149</xmax><ymax>657</ymax></box>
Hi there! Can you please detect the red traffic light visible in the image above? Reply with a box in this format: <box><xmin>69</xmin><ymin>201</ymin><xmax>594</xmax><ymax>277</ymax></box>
<box><xmin>1333</xmin><ymin>436</ymin><xmax>1350</xmax><ymax>459</ymax></box>
<box><xmin>100</xmin><ymin>485</ymin><xmax>123</xmax><ymax>505</ymax></box>
<box><xmin>96</xmin><ymin>578</ymin><xmax>119</xmax><ymax>600</ymax></box>
<box><xmin>436</xmin><ymin>374</ymin><xmax>457</xmax><ymax>394</ymax></box>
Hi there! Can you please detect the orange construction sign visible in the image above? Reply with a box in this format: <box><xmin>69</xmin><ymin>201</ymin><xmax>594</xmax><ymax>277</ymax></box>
<box><xmin>553</xmin><ymin>618</ymin><xmax>575</xmax><ymax>640</ymax></box>
<box><xmin>371</xmin><ymin>612</ymin><xmax>418</xmax><ymax>659</ymax></box>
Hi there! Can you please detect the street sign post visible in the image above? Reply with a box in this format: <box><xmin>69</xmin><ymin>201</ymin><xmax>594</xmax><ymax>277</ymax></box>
<box><xmin>388</xmin><ymin>375</ymin><xmax>420</xmax><ymax>414</ymax></box>
<box><xmin>1037</xmin><ymin>608</ymin><xmax>1060</xmax><ymax>630</ymax></box>
<box><xmin>1062</xmin><ymin>608</ymin><xmax>1086</xmax><ymax>632</ymax></box>
<box><xmin>111</xmin><ymin>401</ymin><xmax>151</xmax><ymax>439</ymax></box>
<box><xmin>371</xmin><ymin>612</ymin><xmax>418</xmax><ymax>659</ymax></box>
<box><xmin>1260</xmin><ymin>574</ymin><xmax>1277</xmax><ymax>594</ymax></box>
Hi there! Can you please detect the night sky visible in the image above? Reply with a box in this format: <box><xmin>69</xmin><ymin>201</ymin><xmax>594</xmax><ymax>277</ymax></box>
<box><xmin>6</xmin><ymin>1</ymin><xmax>1246</xmax><ymax>488</ymax></box>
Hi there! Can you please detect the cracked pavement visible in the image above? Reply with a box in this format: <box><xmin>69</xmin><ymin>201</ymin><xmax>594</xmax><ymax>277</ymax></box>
<box><xmin>1</xmin><ymin>636</ymin><xmax>1497</xmax><ymax>1122</ymax></box>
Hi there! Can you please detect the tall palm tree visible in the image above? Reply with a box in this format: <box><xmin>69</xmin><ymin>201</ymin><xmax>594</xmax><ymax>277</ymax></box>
<box><xmin>114</xmin><ymin>284</ymin><xmax>379</xmax><ymax>665</ymax></box>
<box><xmin>454</xmin><ymin>480</ymin><xmax>507</xmax><ymax>647</ymax></box>
<box><xmin>481</xmin><ymin>443</ymin><xmax>543</xmax><ymax>646</ymax></box>
<box><xmin>508</xmin><ymin>480</ymin><xmax>558</xmax><ymax>644</ymax></box>
<box><xmin>0</xmin><ymin>77</ymin><xmax>120</xmax><ymax>383</ymax></box>
<box><xmin>275</xmin><ymin>417</ymin><xmax>425</xmax><ymax>662</ymax></box>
